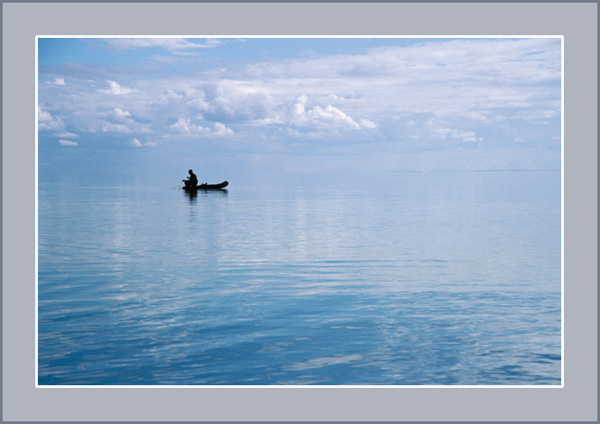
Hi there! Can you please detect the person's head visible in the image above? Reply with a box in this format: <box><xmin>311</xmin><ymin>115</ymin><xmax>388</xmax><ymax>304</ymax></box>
<box><xmin>189</xmin><ymin>169</ymin><xmax>193</xmax><ymax>175</ymax></box>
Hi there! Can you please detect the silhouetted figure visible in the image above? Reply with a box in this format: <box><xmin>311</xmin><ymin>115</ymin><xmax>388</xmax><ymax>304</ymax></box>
<box><xmin>183</xmin><ymin>169</ymin><xmax>198</xmax><ymax>188</ymax></box>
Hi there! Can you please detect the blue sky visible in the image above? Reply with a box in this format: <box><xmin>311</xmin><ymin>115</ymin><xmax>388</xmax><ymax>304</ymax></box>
<box><xmin>37</xmin><ymin>37</ymin><xmax>562</xmax><ymax>183</ymax></box>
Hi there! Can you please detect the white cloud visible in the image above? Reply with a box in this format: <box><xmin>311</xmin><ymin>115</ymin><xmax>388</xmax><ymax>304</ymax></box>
<box><xmin>203</xmin><ymin>38</ymin><xmax>222</xmax><ymax>48</ymax></box>
<box><xmin>58</xmin><ymin>139</ymin><xmax>78</xmax><ymax>146</ymax></box>
<box><xmin>104</xmin><ymin>38</ymin><xmax>221</xmax><ymax>52</ymax></box>
<box><xmin>213</xmin><ymin>122</ymin><xmax>234</xmax><ymax>136</ymax></box>
<box><xmin>284</xmin><ymin>127</ymin><xmax>321</xmax><ymax>139</ymax></box>
<box><xmin>38</xmin><ymin>107</ymin><xmax>64</xmax><ymax>131</ymax></box>
<box><xmin>100</xmin><ymin>80</ymin><xmax>131</xmax><ymax>95</ymax></box>
<box><xmin>101</xmin><ymin>108</ymin><xmax>135</xmax><ymax>133</ymax></box>
<box><xmin>453</xmin><ymin>130</ymin><xmax>480</xmax><ymax>143</ymax></box>
<box><xmin>170</xmin><ymin>117</ymin><xmax>210</xmax><ymax>135</ymax></box>
<box><xmin>169</xmin><ymin>117</ymin><xmax>234</xmax><ymax>137</ymax></box>
<box><xmin>309</xmin><ymin>105</ymin><xmax>360</xmax><ymax>129</ymax></box>
<box><xmin>288</xmin><ymin>95</ymin><xmax>367</xmax><ymax>131</ymax></box>
<box><xmin>289</xmin><ymin>94</ymin><xmax>308</xmax><ymax>122</ymax></box>
<box><xmin>199</xmin><ymin>82</ymin><xmax>274</xmax><ymax>122</ymax></box>
<box><xmin>102</xmin><ymin>123</ymin><xmax>133</xmax><ymax>133</ymax></box>
<box><xmin>360</xmin><ymin>119</ymin><xmax>377</xmax><ymax>129</ymax></box>
<box><xmin>129</xmin><ymin>137</ymin><xmax>157</xmax><ymax>147</ymax></box>
<box><xmin>435</xmin><ymin>128</ymin><xmax>480</xmax><ymax>143</ymax></box>
<box><xmin>129</xmin><ymin>137</ymin><xmax>143</xmax><ymax>147</ymax></box>
<box><xmin>45</xmin><ymin>78</ymin><xmax>66</xmax><ymax>86</ymax></box>
<box><xmin>158</xmin><ymin>89</ymin><xmax>187</xmax><ymax>104</ymax></box>
<box><xmin>112</xmin><ymin>108</ymin><xmax>132</xmax><ymax>120</ymax></box>
<box><xmin>97</xmin><ymin>108</ymin><xmax>154</xmax><ymax>135</ymax></box>
<box><xmin>54</xmin><ymin>131</ymin><xmax>80</xmax><ymax>138</ymax></box>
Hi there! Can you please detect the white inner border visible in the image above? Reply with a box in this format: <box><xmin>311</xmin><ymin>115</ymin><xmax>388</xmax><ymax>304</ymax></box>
<box><xmin>34</xmin><ymin>34</ymin><xmax>565</xmax><ymax>389</ymax></box>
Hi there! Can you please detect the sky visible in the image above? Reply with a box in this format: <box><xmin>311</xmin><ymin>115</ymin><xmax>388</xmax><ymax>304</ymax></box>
<box><xmin>37</xmin><ymin>37</ymin><xmax>562</xmax><ymax>184</ymax></box>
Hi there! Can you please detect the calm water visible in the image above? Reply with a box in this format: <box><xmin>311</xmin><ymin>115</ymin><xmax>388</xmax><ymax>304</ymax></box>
<box><xmin>37</xmin><ymin>171</ymin><xmax>562</xmax><ymax>385</ymax></box>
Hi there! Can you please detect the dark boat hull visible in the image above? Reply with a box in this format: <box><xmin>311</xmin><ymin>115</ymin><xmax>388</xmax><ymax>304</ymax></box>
<box><xmin>183</xmin><ymin>181</ymin><xmax>229</xmax><ymax>190</ymax></box>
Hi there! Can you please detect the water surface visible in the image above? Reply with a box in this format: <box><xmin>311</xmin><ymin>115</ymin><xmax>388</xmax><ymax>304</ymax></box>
<box><xmin>38</xmin><ymin>171</ymin><xmax>562</xmax><ymax>385</ymax></box>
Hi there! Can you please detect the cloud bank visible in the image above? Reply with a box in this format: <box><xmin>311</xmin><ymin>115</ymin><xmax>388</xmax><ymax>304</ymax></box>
<box><xmin>38</xmin><ymin>37</ymin><xmax>561</xmax><ymax>171</ymax></box>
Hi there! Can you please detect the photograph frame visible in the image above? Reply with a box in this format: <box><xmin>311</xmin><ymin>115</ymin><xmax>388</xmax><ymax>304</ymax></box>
<box><xmin>3</xmin><ymin>1</ymin><xmax>598</xmax><ymax>422</ymax></box>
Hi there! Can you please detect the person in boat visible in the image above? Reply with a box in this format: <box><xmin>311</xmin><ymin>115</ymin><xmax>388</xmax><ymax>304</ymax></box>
<box><xmin>183</xmin><ymin>169</ymin><xmax>198</xmax><ymax>188</ymax></box>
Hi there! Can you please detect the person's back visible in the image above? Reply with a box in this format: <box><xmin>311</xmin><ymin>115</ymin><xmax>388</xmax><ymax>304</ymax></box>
<box><xmin>189</xmin><ymin>170</ymin><xmax>198</xmax><ymax>186</ymax></box>
<box><xmin>184</xmin><ymin>169</ymin><xmax>198</xmax><ymax>188</ymax></box>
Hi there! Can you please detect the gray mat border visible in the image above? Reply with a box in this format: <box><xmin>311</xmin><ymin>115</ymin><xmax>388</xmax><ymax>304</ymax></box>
<box><xmin>2</xmin><ymin>1</ymin><xmax>598</xmax><ymax>422</ymax></box>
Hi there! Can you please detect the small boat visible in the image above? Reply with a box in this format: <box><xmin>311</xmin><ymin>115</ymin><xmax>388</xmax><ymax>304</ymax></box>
<box><xmin>183</xmin><ymin>181</ymin><xmax>229</xmax><ymax>190</ymax></box>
